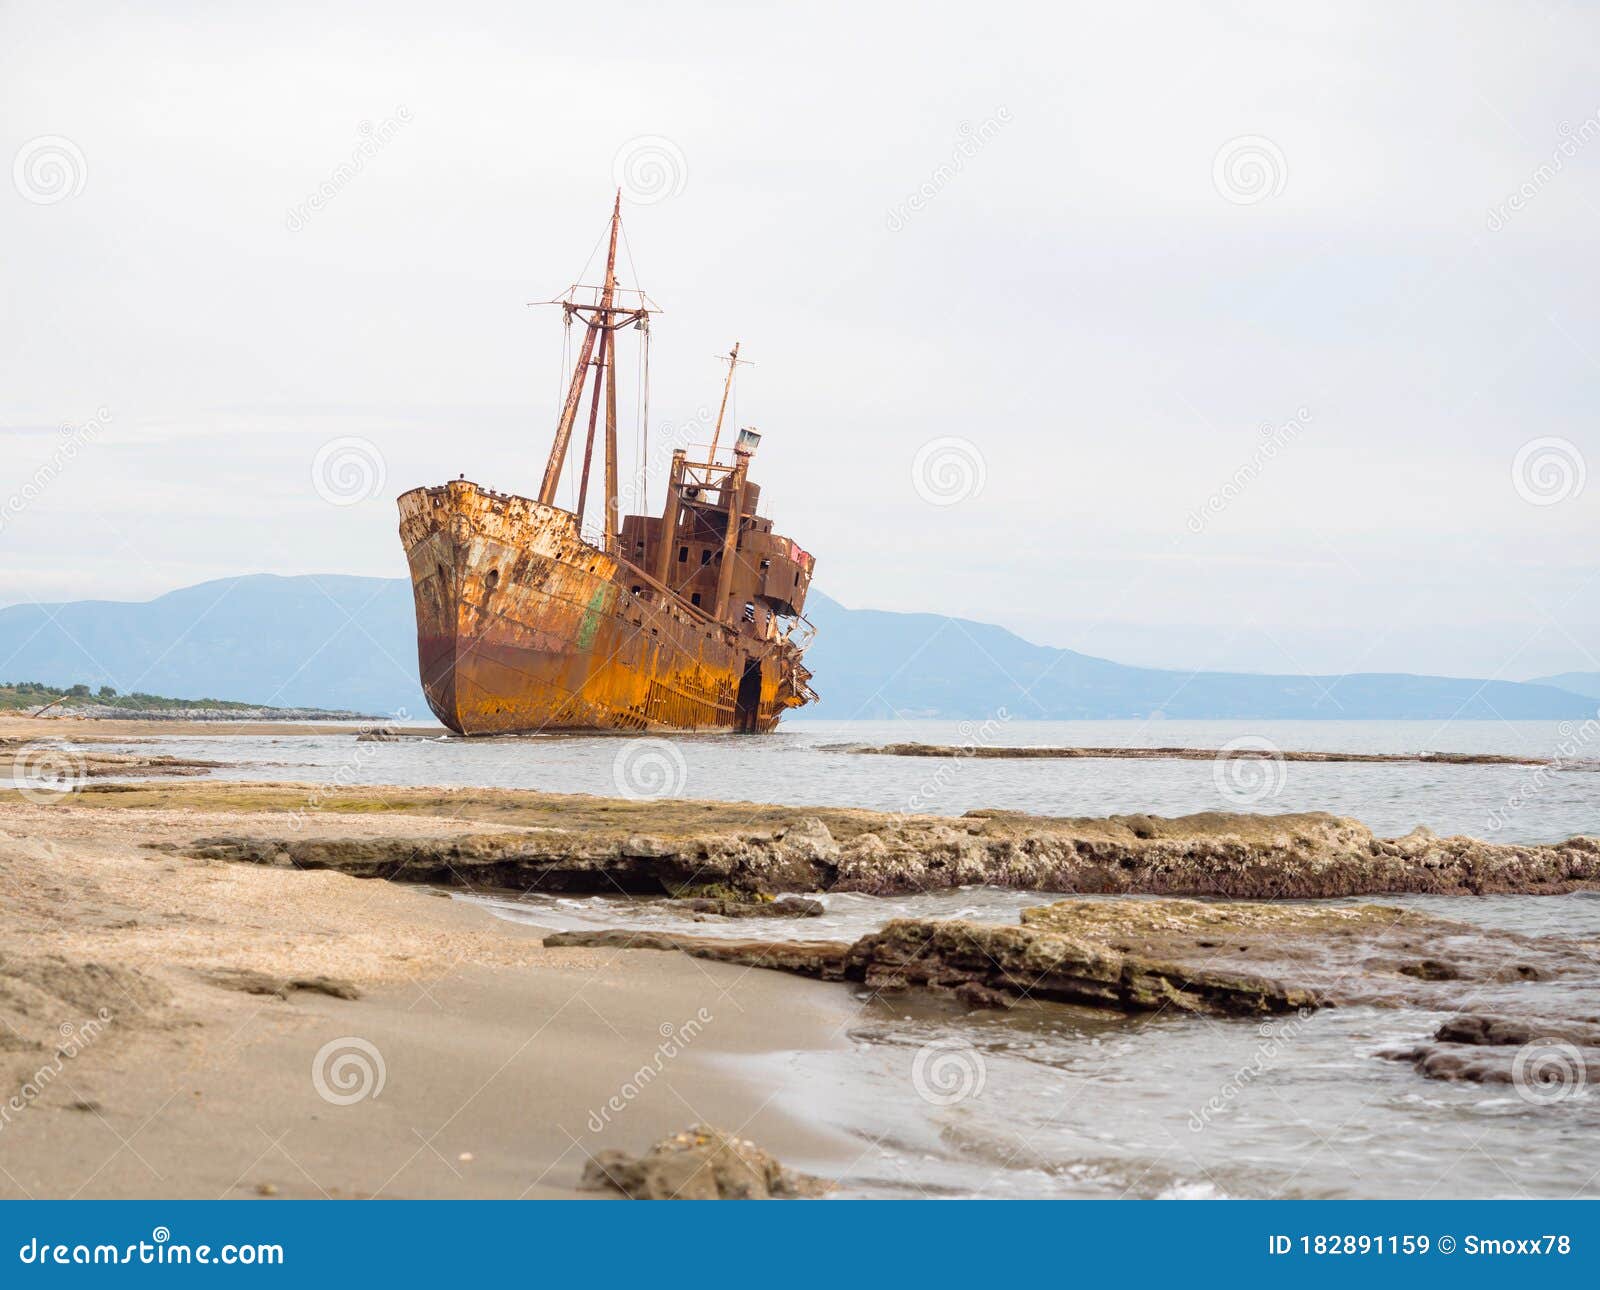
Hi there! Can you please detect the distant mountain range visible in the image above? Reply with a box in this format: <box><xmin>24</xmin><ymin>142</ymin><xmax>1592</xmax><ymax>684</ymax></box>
<box><xmin>0</xmin><ymin>574</ymin><xmax>1593</xmax><ymax>721</ymax></box>
<box><xmin>1532</xmin><ymin>672</ymin><xmax>1600</xmax><ymax>701</ymax></box>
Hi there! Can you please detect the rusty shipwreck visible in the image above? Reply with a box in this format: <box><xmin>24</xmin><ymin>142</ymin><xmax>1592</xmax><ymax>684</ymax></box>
<box><xmin>396</xmin><ymin>194</ymin><xmax>817</xmax><ymax>735</ymax></box>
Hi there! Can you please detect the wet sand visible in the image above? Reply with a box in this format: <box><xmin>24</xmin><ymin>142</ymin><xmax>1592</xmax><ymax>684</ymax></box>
<box><xmin>0</xmin><ymin>794</ymin><xmax>862</xmax><ymax>1199</ymax></box>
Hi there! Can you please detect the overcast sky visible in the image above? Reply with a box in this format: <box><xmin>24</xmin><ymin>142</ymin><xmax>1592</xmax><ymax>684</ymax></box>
<box><xmin>3</xmin><ymin>0</ymin><xmax>1597</xmax><ymax>681</ymax></box>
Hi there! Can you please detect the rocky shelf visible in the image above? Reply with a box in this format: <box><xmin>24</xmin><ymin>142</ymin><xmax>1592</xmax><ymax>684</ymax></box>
<box><xmin>544</xmin><ymin>897</ymin><xmax>1594</xmax><ymax>1019</ymax></box>
<box><xmin>154</xmin><ymin>789</ymin><xmax>1600</xmax><ymax>899</ymax></box>
<box><xmin>827</xmin><ymin>742</ymin><xmax>1554</xmax><ymax>766</ymax></box>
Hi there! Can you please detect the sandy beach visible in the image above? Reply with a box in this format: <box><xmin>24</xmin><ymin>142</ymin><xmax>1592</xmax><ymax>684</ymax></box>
<box><xmin>0</xmin><ymin>788</ymin><xmax>864</xmax><ymax>1199</ymax></box>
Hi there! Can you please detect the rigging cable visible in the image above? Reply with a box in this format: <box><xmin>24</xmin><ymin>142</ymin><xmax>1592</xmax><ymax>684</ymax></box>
<box><xmin>639</xmin><ymin>318</ymin><xmax>651</xmax><ymax>515</ymax></box>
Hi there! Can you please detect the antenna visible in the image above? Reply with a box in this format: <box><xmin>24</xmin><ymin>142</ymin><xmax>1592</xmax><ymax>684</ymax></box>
<box><xmin>707</xmin><ymin>343</ymin><xmax>752</xmax><ymax>463</ymax></box>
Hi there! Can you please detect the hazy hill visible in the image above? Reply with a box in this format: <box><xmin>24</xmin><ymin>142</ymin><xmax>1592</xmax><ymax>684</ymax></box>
<box><xmin>801</xmin><ymin>593</ymin><xmax>1595</xmax><ymax>720</ymax></box>
<box><xmin>1532</xmin><ymin>672</ymin><xmax>1600</xmax><ymax>702</ymax></box>
<box><xmin>0</xmin><ymin>575</ymin><xmax>1592</xmax><ymax>721</ymax></box>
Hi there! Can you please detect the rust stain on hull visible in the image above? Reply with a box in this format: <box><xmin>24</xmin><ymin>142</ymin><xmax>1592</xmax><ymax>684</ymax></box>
<box><xmin>398</xmin><ymin>480</ymin><xmax>815</xmax><ymax>735</ymax></box>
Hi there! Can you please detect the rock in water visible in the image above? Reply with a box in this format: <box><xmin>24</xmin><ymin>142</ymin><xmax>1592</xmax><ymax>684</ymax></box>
<box><xmin>580</xmin><ymin>1124</ymin><xmax>827</xmax><ymax>1199</ymax></box>
<box><xmin>547</xmin><ymin>898</ymin><xmax>1592</xmax><ymax>1019</ymax></box>
<box><xmin>1380</xmin><ymin>1013</ymin><xmax>1600</xmax><ymax>1084</ymax></box>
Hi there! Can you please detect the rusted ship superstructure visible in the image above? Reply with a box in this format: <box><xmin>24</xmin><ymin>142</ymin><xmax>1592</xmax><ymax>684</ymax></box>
<box><xmin>397</xmin><ymin>194</ymin><xmax>817</xmax><ymax>735</ymax></box>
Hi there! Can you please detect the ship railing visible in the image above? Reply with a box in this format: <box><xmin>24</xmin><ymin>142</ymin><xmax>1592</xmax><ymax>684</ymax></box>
<box><xmin>776</xmin><ymin>613</ymin><xmax>816</xmax><ymax>650</ymax></box>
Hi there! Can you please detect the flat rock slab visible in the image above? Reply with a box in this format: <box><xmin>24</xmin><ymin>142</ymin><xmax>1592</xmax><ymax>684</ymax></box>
<box><xmin>173</xmin><ymin>806</ymin><xmax>1600</xmax><ymax>899</ymax></box>
<box><xmin>547</xmin><ymin>898</ymin><xmax>1595</xmax><ymax>1021</ymax></box>
<box><xmin>832</xmin><ymin>742</ymin><xmax>1551</xmax><ymax>766</ymax></box>
<box><xmin>1017</xmin><ymin>898</ymin><xmax>1584</xmax><ymax>1010</ymax></box>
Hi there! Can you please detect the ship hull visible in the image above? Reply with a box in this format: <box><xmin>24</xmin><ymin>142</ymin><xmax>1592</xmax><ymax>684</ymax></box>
<box><xmin>398</xmin><ymin>481</ymin><xmax>811</xmax><ymax>735</ymax></box>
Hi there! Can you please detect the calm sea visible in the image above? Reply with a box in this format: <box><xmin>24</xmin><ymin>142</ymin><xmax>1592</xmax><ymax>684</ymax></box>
<box><xmin>121</xmin><ymin>717</ymin><xmax>1599</xmax><ymax>843</ymax></box>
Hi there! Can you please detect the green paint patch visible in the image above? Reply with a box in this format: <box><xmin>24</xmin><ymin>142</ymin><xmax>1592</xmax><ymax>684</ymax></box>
<box><xmin>575</xmin><ymin>584</ymin><xmax>609</xmax><ymax>651</ymax></box>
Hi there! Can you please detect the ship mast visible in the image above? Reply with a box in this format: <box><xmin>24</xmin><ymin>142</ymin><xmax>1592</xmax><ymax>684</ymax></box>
<box><xmin>706</xmin><ymin>342</ymin><xmax>741</xmax><ymax>464</ymax></box>
<box><xmin>537</xmin><ymin>191</ymin><xmax>649</xmax><ymax>555</ymax></box>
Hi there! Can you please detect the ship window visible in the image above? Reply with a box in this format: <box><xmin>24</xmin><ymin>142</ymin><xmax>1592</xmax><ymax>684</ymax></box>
<box><xmin>678</xmin><ymin>545</ymin><xmax>688</xmax><ymax>563</ymax></box>
<box><xmin>485</xmin><ymin>569</ymin><xmax>499</xmax><ymax>591</ymax></box>
<box><xmin>630</xmin><ymin>584</ymin><xmax>641</xmax><ymax>595</ymax></box>
<box><xmin>699</xmin><ymin>549</ymin><xmax>711</xmax><ymax>566</ymax></box>
<box><xmin>690</xmin><ymin>593</ymin><xmax>702</xmax><ymax>607</ymax></box>
<box><xmin>759</xmin><ymin>559</ymin><xmax>770</xmax><ymax>571</ymax></box>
